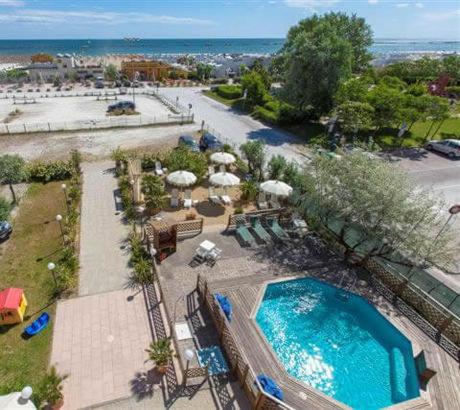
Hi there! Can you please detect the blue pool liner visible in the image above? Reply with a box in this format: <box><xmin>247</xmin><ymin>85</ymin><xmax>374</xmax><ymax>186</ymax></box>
<box><xmin>214</xmin><ymin>293</ymin><xmax>232</xmax><ymax>321</ymax></box>
<box><xmin>256</xmin><ymin>374</ymin><xmax>284</xmax><ymax>401</ymax></box>
<box><xmin>197</xmin><ymin>345</ymin><xmax>229</xmax><ymax>375</ymax></box>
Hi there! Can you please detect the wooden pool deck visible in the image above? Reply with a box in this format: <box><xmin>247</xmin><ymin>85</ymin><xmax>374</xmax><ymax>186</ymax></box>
<box><xmin>158</xmin><ymin>231</ymin><xmax>460</xmax><ymax>410</ymax></box>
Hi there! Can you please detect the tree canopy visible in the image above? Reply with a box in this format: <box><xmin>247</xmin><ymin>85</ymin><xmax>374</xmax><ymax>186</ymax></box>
<box><xmin>295</xmin><ymin>152</ymin><xmax>454</xmax><ymax>267</ymax></box>
<box><xmin>0</xmin><ymin>154</ymin><xmax>27</xmax><ymax>204</ymax></box>
<box><xmin>240</xmin><ymin>140</ymin><xmax>266</xmax><ymax>181</ymax></box>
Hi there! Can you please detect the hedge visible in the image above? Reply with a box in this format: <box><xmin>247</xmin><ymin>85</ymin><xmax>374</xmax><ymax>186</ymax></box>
<box><xmin>253</xmin><ymin>105</ymin><xmax>279</xmax><ymax>124</ymax></box>
<box><xmin>26</xmin><ymin>160</ymin><xmax>74</xmax><ymax>182</ymax></box>
<box><xmin>216</xmin><ymin>85</ymin><xmax>242</xmax><ymax>99</ymax></box>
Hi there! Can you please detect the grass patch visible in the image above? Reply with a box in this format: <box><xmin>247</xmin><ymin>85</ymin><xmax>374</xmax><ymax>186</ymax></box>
<box><xmin>375</xmin><ymin>117</ymin><xmax>460</xmax><ymax>149</ymax></box>
<box><xmin>203</xmin><ymin>90</ymin><xmax>241</xmax><ymax>108</ymax></box>
<box><xmin>0</xmin><ymin>181</ymin><xmax>68</xmax><ymax>395</ymax></box>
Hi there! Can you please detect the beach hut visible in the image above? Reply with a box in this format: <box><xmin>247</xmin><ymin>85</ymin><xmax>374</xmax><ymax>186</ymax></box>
<box><xmin>0</xmin><ymin>288</ymin><xmax>27</xmax><ymax>325</ymax></box>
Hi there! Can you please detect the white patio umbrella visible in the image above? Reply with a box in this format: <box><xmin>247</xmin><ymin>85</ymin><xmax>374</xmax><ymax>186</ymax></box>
<box><xmin>166</xmin><ymin>170</ymin><xmax>197</xmax><ymax>187</ymax></box>
<box><xmin>260</xmin><ymin>180</ymin><xmax>293</xmax><ymax>197</ymax></box>
<box><xmin>210</xmin><ymin>152</ymin><xmax>236</xmax><ymax>165</ymax></box>
<box><xmin>209</xmin><ymin>172</ymin><xmax>240</xmax><ymax>187</ymax></box>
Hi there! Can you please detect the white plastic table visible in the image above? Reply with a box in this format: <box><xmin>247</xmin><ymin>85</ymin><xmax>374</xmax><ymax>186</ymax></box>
<box><xmin>199</xmin><ymin>240</ymin><xmax>216</xmax><ymax>253</ymax></box>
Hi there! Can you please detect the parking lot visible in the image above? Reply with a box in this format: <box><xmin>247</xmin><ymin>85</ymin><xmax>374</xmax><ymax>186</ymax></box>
<box><xmin>0</xmin><ymin>94</ymin><xmax>172</xmax><ymax>124</ymax></box>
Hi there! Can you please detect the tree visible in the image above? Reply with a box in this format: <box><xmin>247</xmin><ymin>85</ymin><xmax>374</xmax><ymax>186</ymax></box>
<box><xmin>35</xmin><ymin>366</ymin><xmax>68</xmax><ymax>408</ymax></box>
<box><xmin>0</xmin><ymin>154</ymin><xmax>27</xmax><ymax>204</ymax></box>
<box><xmin>267</xmin><ymin>155</ymin><xmax>287</xmax><ymax>180</ymax></box>
<box><xmin>424</xmin><ymin>96</ymin><xmax>450</xmax><ymax>141</ymax></box>
<box><xmin>164</xmin><ymin>146</ymin><xmax>207</xmax><ymax>182</ymax></box>
<box><xmin>249</xmin><ymin>58</ymin><xmax>271</xmax><ymax>89</ymax></box>
<box><xmin>141</xmin><ymin>174</ymin><xmax>166</xmax><ymax>211</ymax></box>
<box><xmin>104</xmin><ymin>63</ymin><xmax>118</xmax><ymax>82</ymax></box>
<box><xmin>335</xmin><ymin>76</ymin><xmax>372</xmax><ymax>104</ymax></box>
<box><xmin>283</xmin><ymin>20</ymin><xmax>353</xmax><ymax>114</ymax></box>
<box><xmin>282</xmin><ymin>12</ymin><xmax>373</xmax><ymax>73</ymax></box>
<box><xmin>240</xmin><ymin>140</ymin><xmax>266</xmax><ymax>181</ymax></box>
<box><xmin>0</xmin><ymin>196</ymin><xmax>12</xmax><ymax>221</ymax></box>
<box><xmin>5</xmin><ymin>68</ymin><xmax>27</xmax><ymax>82</ymax></box>
<box><xmin>336</xmin><ymin>101</ymin><xmax>374</xmax><ymax>134</ymax></box>
<box><xmin>366</xmin><ymin>84</ymin><xmax>404</xmax><ymax>130</ymax></box>
<box><xmin>196</xmin><ymin>63</ymin><xmax>213</xmax><ymax>81</ymax></box>
<box><xmin>241</xmin><ymin>71</ymin><xmax>268</xmax><ymax>108</ymax></box>
<box><xmin>295</xmin><ymin>152</ymin><xmax>454</xmax><ymax>266</ymax></box>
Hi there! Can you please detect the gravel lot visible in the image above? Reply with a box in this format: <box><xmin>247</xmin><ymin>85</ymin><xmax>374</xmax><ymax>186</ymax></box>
<box><xmin>0</xmin><ymin>94</ymin><xmax>171</xmax><ymax>124</ymax></box>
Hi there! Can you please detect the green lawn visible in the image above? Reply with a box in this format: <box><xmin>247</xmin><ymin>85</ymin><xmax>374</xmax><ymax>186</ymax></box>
<box><xmin>0</xmin><ymin>182</ymin><xmax>68</xmax><ymax>395</ymax></box>
<box><xmin>202</xmin><ymin>89</ymin><xmax>242</xmax><ymax>108</ymax></box>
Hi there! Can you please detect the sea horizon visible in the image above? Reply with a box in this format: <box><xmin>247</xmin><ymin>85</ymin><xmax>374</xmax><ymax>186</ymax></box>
<box><xmin>0</xmin><ymin>37</ymin><xmax>458</xmax><ymax>57</ymax></box>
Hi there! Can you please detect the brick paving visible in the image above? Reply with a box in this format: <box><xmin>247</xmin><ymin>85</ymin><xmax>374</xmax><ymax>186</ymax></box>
<box><xmin>79</xmin><ymin>161</ymin><xmax>131</xmax><ymax>296</ymax></box>
<box><xmin>50</xmin><ymin>289</ymin><xmax>153</xmax><ymax>409</ymax></box>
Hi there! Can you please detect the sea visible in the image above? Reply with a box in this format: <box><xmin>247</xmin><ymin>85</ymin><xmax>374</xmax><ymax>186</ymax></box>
<box><xmin>0</xmin><ymin>38</ymin><xmax>458</xmax><ymax>58</ymax></box>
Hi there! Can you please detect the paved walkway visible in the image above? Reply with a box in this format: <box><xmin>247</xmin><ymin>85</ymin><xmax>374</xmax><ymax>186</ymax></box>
<box><xmin>50</xmin><ymin>289</ymin><xmax>153</xmax><ymax>410</ymax></box>
<box><xmin>79</xmin><ymin>161</ymin><xmax>131</xmax><ymax>296</ymax></box>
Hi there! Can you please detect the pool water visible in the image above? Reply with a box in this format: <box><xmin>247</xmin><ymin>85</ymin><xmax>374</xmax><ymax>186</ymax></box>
<box><xmin>256</xmin><ymin>278</ymin><xmax>420</xmax><ymax>409</ymax></box>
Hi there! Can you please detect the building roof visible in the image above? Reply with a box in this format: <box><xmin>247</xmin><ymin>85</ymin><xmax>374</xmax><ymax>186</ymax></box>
<box><xmin>0</xmin><ymin>288</ymin><xmax>23</xmax><ymax>310</ymax></box>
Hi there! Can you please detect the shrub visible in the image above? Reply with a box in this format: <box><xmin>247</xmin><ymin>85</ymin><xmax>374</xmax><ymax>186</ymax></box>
<box><xmin>140</xmin><ymin>152</ymin><xmax>158</xmax><ymax>170</ymax></box>
<box><xmin>447</xmin><ymin>86</ymin><xmax>460</xmax><ymax>97</ymax></box>
<box><xmin>241</xmin><ymin>180</ymin><xmax>258</xmax><ymax>201</ymax></box>
<box><xmin>0</xmin><ymin>196</ymin><xmax>12</xmax><ymax>221</ymax></box>
<box><xmin>278</xmin><ymin>103</ymin><xmax>306</xmax><ymax>125</ymax></box>
<box><xmin>268</xmin><ymin>155</ymin><xmax>287</xmax><ymax>180</ymax></box>
<box><xmin>253</xmin><ymin>105</ymin><xmax>279</xmax><ymax>125</ymax></box>
<box><xmin>234</xmin><ymin>206</ymin><xmax>244</xmax><ymax>214</ymax></box>
<box><xmin>26</xmin><ymin>160</ymin><xmax>73</xmax><ymax>182</ymax></box>
<box><xmin>34</xmin><ymin>366</ymin><xmax>68</xmax><ymax>408</ymax></box>
<box><xmin>235</xmin><ymin>157</ymin><xmax>249</xmax><ymax>174</ymax></box>
<box><xmin>216</xmin><ymin>84</ymin><xmax>242</xmax><ymax>99</ymax></box>
<box><xmin>164</xmin><ymin>146</ymin><xmax>207</xmax><ymax>182</ymax></box>
<box><xmin>141</xmin><ymin>174</ymin><xmax>166</xmax><ymax>211</ymax></box>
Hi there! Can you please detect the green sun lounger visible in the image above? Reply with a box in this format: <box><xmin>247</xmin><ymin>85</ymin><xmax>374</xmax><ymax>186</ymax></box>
<box><xmin>250</xmin><ymin>216</ymin><xmax>272</xmax><ymax>243</ymax></box>
<box><xmin>267</xmin><ymin>218</ymin><xmax>290</xmax><ymax>241</ymax></box>
<box><xmin>236</xmin><ymin>221</ymin><xmax>256</xmax><ymax>246</ymax></box>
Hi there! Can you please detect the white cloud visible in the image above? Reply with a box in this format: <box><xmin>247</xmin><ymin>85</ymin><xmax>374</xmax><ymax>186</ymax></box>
<box><xmin>284</xmin><ymin>0</ymin><xmax>340</xmax><ymax>9</ymax></box>
<box><xmin>0</xmin><ymin>9</ymin><xmax>215</xmax><ymax>25</ymax></box>
<box><xmin>415</xmin><ymin>2</ymin><xmax>424</xmax><ymax>8</ymax></box>
<box><xmin>396</xmin><ymin>3</ymin><xmax>409</xmax><ymax>8</ymax></box>
<box><xmin>0</xmin><ymin>0</ymin><xmax>24</xmax><ymax>6</ymax></box>
<box><xmin>421</xmin><ymin>9</ymin><xmax>460</xmax><ymax>22</ymax></box>
<box><xmin>368</xmin><ymin>0</ymin><xmax>378</xmax><ymax>4</ymax></box>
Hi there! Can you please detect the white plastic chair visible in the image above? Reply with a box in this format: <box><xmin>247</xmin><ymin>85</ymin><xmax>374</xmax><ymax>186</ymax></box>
<box><xmin>209</xmin><ymin>186</ymin><xmax>220</xmax><ymax>204</ymax></box>
<box><xmin>184</xmin><ymin>189</ymin><xmax>192</xmax><ymax>209</ymax></box>
<box><xmin>155</xmin><ymin>161</ymin><xmax>164</xmax><ymax>176</ymax></box>
<box><xmin>221</xmin><ymin>187</ymin><xmax>231</xmax><ymax>205</ymax></box>
<box><xmin>258</xmin><ymin>192</ymin><xmax>268</xmax><ymax>210</ymax></box>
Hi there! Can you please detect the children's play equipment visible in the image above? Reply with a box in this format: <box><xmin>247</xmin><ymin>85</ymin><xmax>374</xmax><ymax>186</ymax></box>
<box><xmin>0</xmin><ymin>287</ymin><xmax>27</xmax><ymax>325</ymax></box>
<box><xmin>24</xmin><ymin>312</ymin><xmax>50</xmax><ymax>337</ymax></box>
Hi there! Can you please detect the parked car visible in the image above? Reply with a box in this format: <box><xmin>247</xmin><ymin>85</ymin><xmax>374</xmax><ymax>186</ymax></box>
<box><xmin>95</xmin><ymin>81</ymin><xmax>104</xmax><ymax>89</ymax></box>
<box><xmin>199</xmin><ymin>132</ymin><xmax>223</xmax><ymax>152</ymax></box>
<box><xmin>107</xmin><ymin>100</ymin><xmax>136</xmax><ymax>113</ymax></box>
<box><xmin>178</xmin><ymin>135</ymin><xmax>200</xmax><ymax>152</ymax></box>
<box><xmin>426</xmin><ymin>139</ymin><xmax>460</xmax><ymax>159</ymax></box>
<box><xmin>0</xmin><ymin>221</ymin><xmax>12</xmax><ymax>241</ymax></box>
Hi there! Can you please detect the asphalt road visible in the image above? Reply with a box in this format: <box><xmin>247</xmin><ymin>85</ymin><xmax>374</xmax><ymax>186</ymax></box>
<box><xmin>160</xmin><ymin>87</ymin><xmax>306</xmax><ymax>162</ymax></box>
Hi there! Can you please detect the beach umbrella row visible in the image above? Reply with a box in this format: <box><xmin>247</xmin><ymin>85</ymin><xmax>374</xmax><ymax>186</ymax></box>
<box><xmin>166</xmin><ymin>170</ymin><xmax>197</xmax><ymax>187</ymax></box>
<box><xmin>210</xmin><ymin>151</ymin><xmax>236</xmax><ymax>165</ymax></box>
<box><xmin>260</xmin><ymin>180</ymin><xmax>293</xmax><ymax>197</ymax></box>
<box><xmin>209</xmin><ymin>172</ymin><xmax>240</xmax><ymax>187</ymax></box>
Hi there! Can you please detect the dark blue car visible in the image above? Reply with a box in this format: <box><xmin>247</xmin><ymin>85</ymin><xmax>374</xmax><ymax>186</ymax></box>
<box><xmin>0</xmin><ymin>221</ymin><xmax>12</xmax><ymax>241</ymax></box>
<box><xmin>178</xmin><ymin>135</ymin><xmax>200</xmax><ymax>152</ymax></box>
<box><xmin>199</xmin><ymin>132</ymin><xmax>223</xmax><ymax>152</ymax></box>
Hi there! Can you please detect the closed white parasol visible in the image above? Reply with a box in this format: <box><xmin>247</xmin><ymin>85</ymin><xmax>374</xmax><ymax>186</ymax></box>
<box><xmin>210</xmin><ymin>152</ymin><xmax>236</xmax><ymax>165</ymax></box>
<box><xmin>260</xmin><ymin>180</ymin><xmax>293</xmax><ymax>197</ymax></box>
<box><xmin>166</xmin><ymin>170</ymin><xmax>197</xmax><ymax>187</ymax></box>
<box><xmin>209</xmin><ymin>172</ymin><xmax>240</xmax><ymax>187</ymax></box>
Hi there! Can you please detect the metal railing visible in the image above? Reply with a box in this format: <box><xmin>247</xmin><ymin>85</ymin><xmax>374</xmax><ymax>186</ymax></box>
<box><xmin>0</xmin><ymin>113</ymin><xmax>194</xmax><ymax>135</ymax></box>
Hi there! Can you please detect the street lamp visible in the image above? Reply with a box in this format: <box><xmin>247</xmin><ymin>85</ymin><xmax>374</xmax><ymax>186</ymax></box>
<box><xmin>183</xmin><ymin>348</ymin><xmax>195</xmax><ymax>385</ymax></box>
<box><xmin>56</xmin><ymin>214</ymin><xmax>65</xmax><ymax>244</ymax></box>
<box><xmin>47</xmin><ymin>262</ymin><xmax>57</xmax><ymax>287</ymax></box>
<box><xmin>137</xmin><ymin>205</ymin><xmax>145</xmax><ymax>237</ymax></box>
<box><xmin>61</xmin><ymin>183</ymin><xmax>70</xmax><ymax>212</ymax></box>
<box><xmin>19</xmin><ymin>386</ymin><xmax>33</xmax><ymax>404</ymax></box>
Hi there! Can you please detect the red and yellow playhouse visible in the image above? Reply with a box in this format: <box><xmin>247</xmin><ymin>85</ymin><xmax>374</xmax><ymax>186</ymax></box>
<box><xmin>0</xmin><ymin>288</ymin><xmax>27</xmax><ymax>325</ymax></box>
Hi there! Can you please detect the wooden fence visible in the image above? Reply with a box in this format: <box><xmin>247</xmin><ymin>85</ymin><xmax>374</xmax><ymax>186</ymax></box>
<box><xmin>176</xmin><ymin>218</ymin><xmax>204</xmax><ymax>239</ymax></box>
<box><xmin>196</xmin><ymin>275</ymin><xmax>295</xmax><ymax>410</ymax></box>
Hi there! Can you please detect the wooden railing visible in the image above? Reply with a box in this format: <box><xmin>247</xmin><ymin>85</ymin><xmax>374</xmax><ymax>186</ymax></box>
<box><xmin>176</xmin><ymin>218</ymin><xmax>204</xmax><ymax>239</ymax></box>
<box><xmin>227</xmin><ymin>208</ymin><xmax>288</xmax><ymax>231</ymax></box>
<box><xmin>196</xmin><ymin>275</ymin><xmax>295</xmax><ymax>410</ymax></box>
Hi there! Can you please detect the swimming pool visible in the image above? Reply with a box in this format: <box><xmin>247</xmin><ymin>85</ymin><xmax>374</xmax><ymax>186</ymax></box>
<box><xmin>255</xmin><ymin>278</ymin><xmax>420</xmax><ymax>409</ymax></box>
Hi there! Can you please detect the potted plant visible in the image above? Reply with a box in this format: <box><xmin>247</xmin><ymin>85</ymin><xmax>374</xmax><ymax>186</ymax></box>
<box><xmin>146</xmin><ymin>337</ymin><xmax>175</xmax><ymax>374</ymax></box>
<box><xmin>36</xmin><ymin>366</ymin><xmax>68</xmax><ymax>410</ymax></box>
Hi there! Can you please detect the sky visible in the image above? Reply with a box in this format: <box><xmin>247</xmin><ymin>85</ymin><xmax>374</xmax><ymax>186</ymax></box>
<box><xmin>0</xmin><ymin>0</ymin><xmax>459</xmax><ymax>40</ymax></box>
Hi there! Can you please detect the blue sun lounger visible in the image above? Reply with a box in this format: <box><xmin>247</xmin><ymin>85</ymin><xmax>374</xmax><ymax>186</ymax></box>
<box><xmin>24</xmin><ymin>312</ymin><xmax>50</xmax><ymax>337</ymax></box>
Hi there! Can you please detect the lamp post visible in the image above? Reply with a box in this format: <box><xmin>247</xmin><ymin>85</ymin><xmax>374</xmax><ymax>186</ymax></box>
<box><xmin>137</xmin><ymin>205</ymin><xmax>145</xmax><ymax>238</ymax></box>
<box><xmin>19</xmin><ymin>386</ymin><xmax>33</xmax><ymax>404</ymax></box>
<box><xmin>183</xmin><ymin>348</ymin><xmax>195</xmax><ymax>386</ymax></box>
<box><xmin>56</xmin><ymin>214</ymin><xmax>65</xmax><ymax>244</ymax></box>
<box><xmin>47</xmin><ymin>262</ymin><xmax>57</xmax><ymax>288</ymax></box>
<box><xmin>61</xmin><ymin>183</ymin><xmax>70</xmax><ymax>212</ymax></box>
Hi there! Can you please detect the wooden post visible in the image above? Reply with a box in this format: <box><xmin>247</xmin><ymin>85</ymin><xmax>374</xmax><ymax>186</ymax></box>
<box><xmin>253</xmin><ymin>391</ymin><xmax>267</xmax><ymax>410</ymax></box>
<box><xmin>241</xmin><ymin>364</ymin><xmax>249</xmax><ymax>388</ymax></box>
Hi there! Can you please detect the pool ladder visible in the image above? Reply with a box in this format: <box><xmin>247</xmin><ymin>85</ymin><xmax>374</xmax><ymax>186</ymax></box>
<box><xmin>336</xmin><ymin>275</ymin><xmax>357</xmax><ymax>301</ymax></box>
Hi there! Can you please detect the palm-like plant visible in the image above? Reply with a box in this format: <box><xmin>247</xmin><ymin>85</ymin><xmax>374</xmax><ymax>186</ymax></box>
<box><xmin>141</xmin><ymin>174</ymin><xmax>166</xmax><ymax>211</ymax></box>
<box><xmin>146</xmin><ymin>338</ymin><xmax>175</xmax><ymax>373</ymax></box>
<box><xmin>36</xmin><ymin>366</ymin><xmax>68</xmax><ymax>408</ymax></box>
